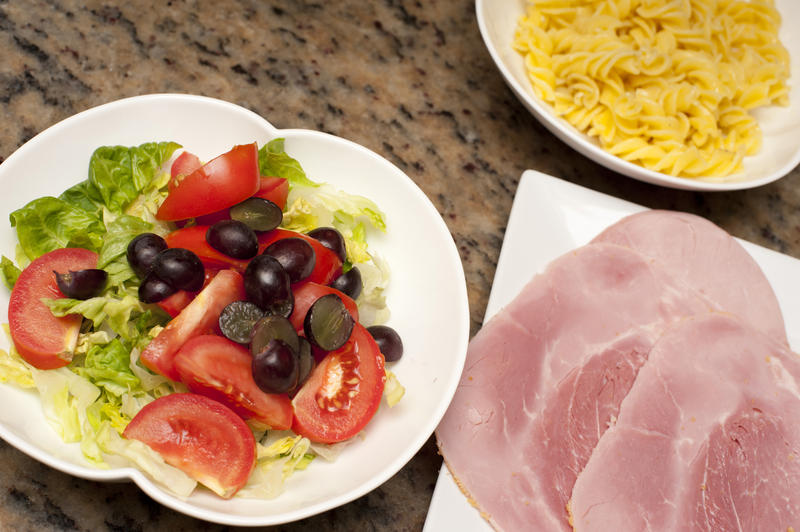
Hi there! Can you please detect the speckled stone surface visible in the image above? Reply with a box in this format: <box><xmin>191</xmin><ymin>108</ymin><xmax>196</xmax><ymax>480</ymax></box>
<box><xmin>0</xmin><ymin>0</ymin><xmax>799</xmax><ymax>530</ymax></box>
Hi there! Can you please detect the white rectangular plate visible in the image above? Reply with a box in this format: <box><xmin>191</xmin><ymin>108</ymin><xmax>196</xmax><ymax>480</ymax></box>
<box><xmin>423</xmin><ymin>170</ymin><xmax>800</xmax><ymax>530</ymax></box>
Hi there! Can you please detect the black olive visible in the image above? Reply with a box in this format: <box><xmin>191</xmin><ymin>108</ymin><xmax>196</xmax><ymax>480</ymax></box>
<box><xmin>54</xmin><ymin>269</ymin><xmax>108</xmax><ymax>300</ymax></box>
<box><xmin>151</xmin><ymin>248</ymin><xmax>205</xmax><ymax>292</ymax></box>
<box><xmin>127</xmin><ymin>233</ymin><xmax>168</xmax><ymax>278</ymax></box>
<box><xmin>307</xmin><ymin>227</ymin><xmax>347</xmax><ymax>262</ymax></box>
<box><xmin>330</xmin><ymin>267</ymin><xmax>363</xmax><ymax>300</ymax></box>
<box><xmin>206</xmin><ymin>220</ymin><xmax>259</xmax><ymax>259</ymax></box>
<box><xmin>295</xmin><ymin>336</ymin><xmax>314</xmax><ymax>390</ymax></box>
<box><xmin>252</xmin><ymin>339</ymin><xmax>299</xmax><ymax>395</ymax></box>
<box><xmin>230</xmin><ymin>198</ymin><xmax>283</xmax><ymax>232</ymax></box>
<box><xmin>367</xmin><ymin>325</ymin><xmax>404</xmax><ymax>362</ymax></box>
<box><xmin>244</xmin><ymin>254</ymin><xmax>293</xmax><ymax>316</ymax></box>
<box><xmin>250</xmin><ymin>314</ymin><xmax>301</xmax><ymax>356</ymax></box>
<box><xmin>304</xmin><ymin>293</ymin><xmax>354</xmax><ymax>351</ymax></box>
<box><xmin>218</xmin><ymin>301</ymin><xmax>265</xmax><ymax>344</ymax></box>
<box><xmin>138</xmin><ymin>273</ymin><xmax>177</xmax><ymax>303</ymax></box>
<box><xmin>264</xmin><ymin>238</ymin><xmax>316</xmax><ymax>283</ymax></box>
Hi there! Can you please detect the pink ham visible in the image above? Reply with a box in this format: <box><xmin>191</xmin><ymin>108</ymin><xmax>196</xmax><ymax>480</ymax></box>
<box><xmin>592</xmin><ymin>210</ymin><xmax>787</xmax><ymax>343</ymax></box>
<box><xmin>569</xmin><ymin>313</ymin><xmax>800</xmax><ymax>531</ymax></box>
<box><xmin>435</xmin><ymin>242</ymin><xmax>712</xmax><ymax>531</ymax></box>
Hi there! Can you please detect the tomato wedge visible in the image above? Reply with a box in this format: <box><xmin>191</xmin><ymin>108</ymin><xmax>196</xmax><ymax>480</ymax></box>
<box><xmin>292</xmin><ymin>323</ymin><xmax>386</xmax><ymax>443</ymax></box>
<box><xmin>156</xmin><ymin>290</ymin><xmax>195</xmax><ymax>318</ymax></box>
<box><xmin>289</xmin><ymin>282</ymin><xmax>358</xmax><ymax>332</ymax></box>
<box><xmin>123</xmin><ymin>393</ymin><xmax>255</xmax><ymax>499</ymax></box>
<box><xmin>164</xmin><ymin>225</ymin><xmax>250</xmax><ymax>271</ymax></box>
<box><xmin>8</xmin><ymin>248</ymin><xmax>98</xmax><ymax>369</ymax></box>
<box><xmin>193</xmin><ymin>176</ymin><xmax>290</xmax><ymax>226</ymax></box>
<box><xmin>255</xmin><ymin>177</ymin><xmax>289</xmax><ymax>210</ymax></box>
<box><xmin>174</xmin><ymin>335</ymin><xmax>293</xmax><ymax>430</ymax></box>
<box><xmin>169</xmin><ymin>151</ymin><xmax>202</xmax><ymax>188</ymax></box>
<box><xmin>140</xmin><ymin>269</ymin><xmax>245</xmax><ymax>381</ymax></box>
<box><xmin>259</xmin><ymin>229</ymin><xmax>343</xmax><ymax>285</ymax></box>
<box><xmin>156</xmin><ymin>143</ymin><xmax>259</xmax><ymax>221</ymax></box>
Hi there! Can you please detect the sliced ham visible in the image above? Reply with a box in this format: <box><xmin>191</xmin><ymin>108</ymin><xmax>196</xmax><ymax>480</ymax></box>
<box><xmin>592</xmin><ymin>210</ymin><xmax>787</xmax><ymax>343</ymax></box>
<box><xmin>435</xmin><ymin>242</ymin><xmax>712</xmax><ymax>531</ymax></box>
<box><xmin>569</xmin><ymin>313</ymin><xmax>800</xmax><ymax>531</ymax></box>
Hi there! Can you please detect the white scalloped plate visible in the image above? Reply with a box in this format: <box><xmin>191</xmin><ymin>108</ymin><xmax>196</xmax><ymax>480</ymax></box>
<box><xmin>476</xmin><ymin>0</ymin><xmax>800</xmax><ymax>190</ymax></box>
<box><xmin>0</xmin><ymin>94</ymin><xmax>470</xmax><ymax>526</ymax></box>
<box><xmin>424</xmin><ymin>170</ymin><xmax>800</xmax><ymax>530</ymax></box>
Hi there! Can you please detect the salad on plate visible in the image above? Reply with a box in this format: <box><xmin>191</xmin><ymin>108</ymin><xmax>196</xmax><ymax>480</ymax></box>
<box><xmin>0</xmin><ymin>138</ymin><xmax>405</xmax><ymax>500</ymax></box>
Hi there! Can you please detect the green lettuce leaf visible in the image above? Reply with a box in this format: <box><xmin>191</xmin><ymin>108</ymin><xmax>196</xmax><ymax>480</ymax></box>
<box><xmin>9</xmin><ymin>197</ymin><xmax>105</xmax><ymax>260</ymax></box>
<box><xmin>0</xmin><ymin>255</ymin><xmax>21</xmax><ymax>289</ymax></box>
<box><xmin>44</xmin><ymin>294</ymin><xmax>144</xmax><ymax>340</ymax></box>
<box><xmin>258</xmin><ymin>139</ymin><xmax>319</xmax><ymax>188</ymax></box>
<box><xmin>98</xmin><ymin>212</ymin><xmax>153</xmax><ymax>269</ymax></box>
<box><xmin>76</xmin><ymin>338</ymin><xmax>140</xmax><ymax>398</ymax></box>
<box><xmin>88</xmin><ymin>142</ymin><xmax>181</xmax><ymax>214</ymax></box>
<box><xmin>59</xmin><ymin>180</ymin><xmax>105</xmax><ymax>216</ymax></box>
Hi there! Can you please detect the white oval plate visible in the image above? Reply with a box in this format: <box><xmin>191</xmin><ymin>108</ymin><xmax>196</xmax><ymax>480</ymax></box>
<box><xmin>476</xmin><ymin>0</ymin><xmax>800</xmax><ymax>191</ymax></box>
<box><xmin>0</xmin><ymin>94</ymin><xmax>470</xmax><ymax>526</ymax></box>
<box><xmin>424</xmin><ymin>169</ymin><xmax>800</xmax><ymax>530</ymax></box>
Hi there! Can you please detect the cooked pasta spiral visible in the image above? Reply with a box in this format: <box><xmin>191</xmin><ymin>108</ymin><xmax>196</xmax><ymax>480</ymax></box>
<box><xmin>514</xmin><ymin>0</ymin><xmax>791</xmax><ymax>179</ymax></box>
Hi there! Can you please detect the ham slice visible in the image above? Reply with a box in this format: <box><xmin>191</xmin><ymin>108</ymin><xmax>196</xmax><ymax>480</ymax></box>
<box><xmin>435</xmin><ymin>242</ymin><xmax>712</xmax><ymax>531</ymax></box>
<box><xmin>592</xmin><ymin>210</ymin><xmax>787</xmax><ymax>343</ymax></box>
<box><xmin>569</xmin><ymin>314</ymin><xmax>800</xmax><ymax>531</ymax></box>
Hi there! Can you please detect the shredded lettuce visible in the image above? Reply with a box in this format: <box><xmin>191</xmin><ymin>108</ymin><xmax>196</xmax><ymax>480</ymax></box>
<box><xmin>76</xmin><ymin>338</ymin><xmax>140</xmax><ymax>398</ymax></box>
<box><xmin>94</xmin><ymin>422</ymin><xmax>197</xmax><ymax>497</ymax></box>
<box><xmin>0</xmin><ymin>256</ymin><xmax>20</xmax><ymax>290</ymax></box>
<box><xmin>97</xmin><ymin>211</ymin><xmax>153</xmax><ymax>269</ymax></box>
<box><xmin>384</xmin><ymin>370</ymin><xmax>405</xmax><ymax>407</ymax></box>
<box><xmin>43</xmin><ymin>294</ymin><xmax>148</xmax><ymax>341</ymax></box>
<box><xmin>258</xmin><ymin>139</ymin><xmax>319</xmax><ymax>188</ymax></box>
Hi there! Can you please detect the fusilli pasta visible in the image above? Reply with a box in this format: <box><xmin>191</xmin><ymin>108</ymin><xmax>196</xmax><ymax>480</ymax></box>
<box><xmin>514</xmin><ymin>0</ymin><xmax>791</xmax><ymax>179</ymax></box>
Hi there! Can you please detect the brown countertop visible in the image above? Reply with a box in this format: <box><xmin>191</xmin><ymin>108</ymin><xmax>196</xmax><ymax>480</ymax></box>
<box><xmin>1</xmin><ymin>0</ymin><xmax>798</xmax><ymax>530</ymax></box>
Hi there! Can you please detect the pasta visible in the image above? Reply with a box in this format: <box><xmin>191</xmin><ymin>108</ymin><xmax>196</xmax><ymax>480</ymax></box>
<box><xmin>513</xmin><ymin>0</ymin><xmax>791</xmax><ymax>179</ymax></box>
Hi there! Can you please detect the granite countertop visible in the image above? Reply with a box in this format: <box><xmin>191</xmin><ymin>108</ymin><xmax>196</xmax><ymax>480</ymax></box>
<box><xmin>1</xmin><ymin>1</ymin><xmax>799</xmax><ymax>530</ymax></box>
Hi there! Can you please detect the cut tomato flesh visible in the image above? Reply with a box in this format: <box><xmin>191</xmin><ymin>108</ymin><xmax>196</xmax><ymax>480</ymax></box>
<box><xmin>292</xmin><ymin>323</ymin><xmax>385</xmax><ymax>443</ymax></box>
<box><xmin>8</xmin><ymin>248</ymin><xmax>98</xmax><ymax>369</ymax></box>
<box><xmin>123</xmin><ymin>393</ymin><xmax>256</xmax><ymax>499</ymax></box>
<box><xmin>156</xmin><ymin>290</ymin><xmax>195</xmax><ymax>318</ymax></box>
<box><xmin>255</xmin><ymin>177</ymin><xmax>289</xmax><ymax>210</ymax></box>
<box><xmin>174</xmin><ymin>335</ymin><xmax>293</xmax><ymax>430</ymax></box>
<box><xmin>169</xmin><ymin>151</ymin><xmax>202</xmax><ymax>190</ymax></box>
<box><xmin>140</xmin><ymin>269</ymin><xmax>245</xmax><ymax>381</ymax></box>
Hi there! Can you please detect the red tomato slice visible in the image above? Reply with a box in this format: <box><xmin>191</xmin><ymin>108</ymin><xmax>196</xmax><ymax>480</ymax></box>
<box><xmin>140</xmin><ymin>269</ymin><xmax>246</xmax><ymax>381</ymax></box>
<box><xmin>8</xmin><ymin>248</ymin><xmax>98</xmax><ymax>369</ymax></box>
<box><xmin>156</xmin><ymin>290</ymin><xmax>195</xmax><ymax>318</ymax></box>
<box><xmin>258</xmin><ymin>229</ymin><xmax>343</xmax><ymax>285</ymax></box>
<box><xmin>174</xmin><ymin>335</ymin><xmax>293</xmax><ymax>430</ymax></box>
<box><xmin>164</xmin><ymin>225</ymin><xmax>250</xmax><ymax>272</ymax></box>
<box><xmin>292</xmin><ymin>323</ymin><xmax>386</xmax><ymax>443</ymax></box>
<box><xmin>192</xmin><ymin>176</ymin><xmax>290</xmax><ymax>226</ymax></box>
<box><xmin>289</xmin><ymin>282</ymin><xmax>358</xmax><ymax>332</ymax></box>
<box><xmin>169</xmin><ymin>151</ymin><xmax>202</xmax><ymax>191</ymax></box>
<box><xmin>255</xmin><ymin>177</ymin><xmax>289</xmax><ymax>210</ymax></box>
<box><xmin>156</xmin><ymin>143</ymin><xmax>260</xmax><ymax>221</ymax></box>
<box><xmin>123</xmin><ymin>393</ymin><xmax>255</xmax><ymax>499</ymax></box>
